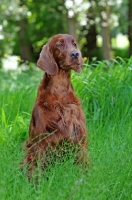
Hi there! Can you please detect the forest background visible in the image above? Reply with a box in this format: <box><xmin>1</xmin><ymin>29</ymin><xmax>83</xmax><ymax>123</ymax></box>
<box><xmin>0</xmin><ymin>0</ymin><xmax>132</xmax><ymax>67</ymax></box>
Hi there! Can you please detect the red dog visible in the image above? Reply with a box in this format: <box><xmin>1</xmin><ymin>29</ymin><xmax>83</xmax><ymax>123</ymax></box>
<box><xmin>23</xmin><ymin>34</ymin><xmax>88</xmax><ymax>178</ymax></box>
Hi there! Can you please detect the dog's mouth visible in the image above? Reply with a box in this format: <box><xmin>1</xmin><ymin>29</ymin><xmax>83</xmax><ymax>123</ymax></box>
<box><xmin>60</xmin><ymin>63</ymin><xmax>81</xmax><ymax>72</ymax></box>
<box><xmin>71</xmin><ymin>64</ymin><xmax>82</xmax><ymax>72</ymax></box>
<box><xmin>60</xmin><ymin>60</ymin><xmax>83</xmax><ymax>72</ymax></box>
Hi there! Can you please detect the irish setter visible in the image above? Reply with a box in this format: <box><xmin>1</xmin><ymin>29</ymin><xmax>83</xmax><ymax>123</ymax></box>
<box><xmin>23</xmin><ymin>34</ymin><xmax>88</xmax><ymax>179</ymax></box>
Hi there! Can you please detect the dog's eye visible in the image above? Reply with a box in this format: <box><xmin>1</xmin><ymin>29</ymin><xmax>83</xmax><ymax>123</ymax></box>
<box><xmin>58</xmin><ymin>43</ymin><xmax>64</xmax><ymax>47</ymax></box>
<box><xmin>73</xmin><ymin>42</ymin><xmax>77</xmax><ymax>47</ymax></box>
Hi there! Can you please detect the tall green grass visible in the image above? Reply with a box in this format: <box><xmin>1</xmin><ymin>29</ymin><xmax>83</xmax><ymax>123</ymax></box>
<box><xmin>0</xmin><ymin>58</ymin><xmax>132</xmax><ymax>200</ymax></box>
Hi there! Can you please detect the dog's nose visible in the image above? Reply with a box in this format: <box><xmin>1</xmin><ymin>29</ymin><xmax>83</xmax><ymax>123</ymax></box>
<box><xmin>70</xmin><ymin>51</ymin><xmax>79</xmax><ymax>59</ymax></box>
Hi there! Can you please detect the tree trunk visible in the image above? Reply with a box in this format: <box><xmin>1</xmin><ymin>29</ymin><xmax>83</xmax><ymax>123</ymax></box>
<box><xmin>100</xmin><ymin>4</ymin><xmax>112</xmax><ymax>60</ymax></box>
<box><xmin>67</xmin><ymin>16</ymin><xmax>77</xmax><ymax>40</ymax></box>
<box><xmin>85</xmin><ymin>24</ymin><xmax>97</xmax><ymax>57</ymax></box>
<box><xmin>128</xmin><ymin>0</ymin><xmax>132</xmax><ymax>56</ymax></box>
<box><xmin>101</xmin><ymin>24</ymin><xmax>112</xmax><ymax>60</ymax></box>
<box><xmin>84</xmin><ymin>5</ymin><xmax>97</xmax><ymax>59</ymax></box>
<box><xmin>18</xmin><ymin>19</ymin><xmax>33</xmax><ymax>61</ymax></box>
<box><xmin>63</xmin><ymin>0</ymin><xmax>77</xmax><ymax>40</ymax></box>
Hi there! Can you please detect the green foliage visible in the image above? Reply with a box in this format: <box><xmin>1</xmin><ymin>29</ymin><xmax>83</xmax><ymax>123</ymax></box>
<box><xmin>21</xmin><ymin>0</ymin><xmax>67</xmax><ymax>57</ymax></box>
<box><xmin>113</xmin><ymin>47</ymin><xmax>129</xmax><ymax>58</ymax></box>
<box><xmin>0</xmin><ymin>0</ymin><xmax>67</xmax><ymax>59</ymax></box>
<box><xmin>0</xmin><ymin>0</ymin><xmax>131</xmax><ymax>61</ymax></box>
<box><xmin>0</xmin><ymin>58</ymin><xmax>132</xmax><ymax>199</ymax></box>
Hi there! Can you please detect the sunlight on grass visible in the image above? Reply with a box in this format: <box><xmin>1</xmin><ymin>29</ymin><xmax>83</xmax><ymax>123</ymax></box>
<box><xmin>0</xmin><ymin>58</ymin><xmax>132</xmax><ymax>199</ymax></box>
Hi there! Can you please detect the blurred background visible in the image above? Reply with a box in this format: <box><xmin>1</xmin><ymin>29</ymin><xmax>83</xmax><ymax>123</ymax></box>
<box><xmin>0</xmin><ymin>0</ymin><xmax>132</xmax><ymax>68</ymax></box>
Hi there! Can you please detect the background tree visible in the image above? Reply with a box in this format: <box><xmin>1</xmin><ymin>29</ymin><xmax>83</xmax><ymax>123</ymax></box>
<box><xmin>0</xmin><ymin>1</ymin><xmax>20</xmax><ymax>57</ymax></box>
<box><xmin>82</xmin><ymin>0</ymin><xmax>120</xmax><ymax>60</ymax></box>
<box><xmin>0</xmin><ymin>0</ymin><xmax>131</xmax><ymax>63</ymax></box>
<box><xmin>17</xmin><ymin>0</ymin><xmax>67</xmax><ymax>61</ymax></box>
<box><xmin>100</xmin><ymin>2</ymin><xmax>112</xmax><ymax>60</ymax></box>
<box><xmin>0</xmin><ymin>0</ymin><xmax>67</xmax><ymax>61</ymax></box>
<box><xmin>82</xmin><ymin>1</ymin><xmax>98</xmax><ymax>59</ymax></box>
<box><xmin>18</xmin><ymin>0</ymin><xmax>32</xmax><ymax>61</ymax></box>
<box><xmin>64</xmin><ymin>0</ymin><xmax>77</xmax><ymax>39</ymax></box>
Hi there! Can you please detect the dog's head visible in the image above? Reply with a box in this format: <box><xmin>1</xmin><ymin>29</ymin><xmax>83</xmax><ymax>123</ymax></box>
<box><xmin>37</xmin><ymin>34</ymin><xmax>84</xmax><ymax>75</ymax></box>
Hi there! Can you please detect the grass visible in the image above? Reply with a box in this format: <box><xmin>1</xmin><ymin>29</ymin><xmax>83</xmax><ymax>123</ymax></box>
<box><xmin>0</xmin><ymin>57</ymin><xmax>132</xmax><ymax>200</ymax></box>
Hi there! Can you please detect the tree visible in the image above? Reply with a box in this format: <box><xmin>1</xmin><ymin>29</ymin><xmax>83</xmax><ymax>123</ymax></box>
<box><xmin>17</xmin><ymin>0</ymin><xmax>33</xmax><ymax>61</ymax></box>
<box><xmin>100</xmin><ymin>2</ymin><xmax>113</xmax><ymax>60</ymax></box>
<box><xmin>0</xmin><ymin>1</ymin><xmax>19</xmax><ymax>57</ymax></box>
<box><xmin>82</xmin><ymin>0</ymin><xmax>130</xmax><ymax>60</ymax></box>
<box><xmin>0</xmin><ymin>0</ymin><xmax>131</xmax><ymax>62</ymax></box>
<box><xmin>64</xmin><ymin>0</ymin><xmax>81</xmax><ymax>40</ymax></box>
<box><xmin>82</xmin><ymin>4</ymin><xmax>98</xmax><ymax>59</ymax></box>
<box><xmin>0</xmin><ymin>0</ymin><xmax>67</xmax><ymax>61</ymax></box>
<box><xmin>25</xmin><ymin>0</ymin><xmax>67</xmax><ymax>60</ymax></box>
<box><xmin>80</xmin><ymin>0</ymin><xmax>113</xmax><ymax>60</ymax></box>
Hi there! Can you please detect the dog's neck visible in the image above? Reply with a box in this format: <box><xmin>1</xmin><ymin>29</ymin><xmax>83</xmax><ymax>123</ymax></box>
<box><xmin>42</xmin><ymin>69</ymin><xmax>73</xmax><ymax>96</ymax></box>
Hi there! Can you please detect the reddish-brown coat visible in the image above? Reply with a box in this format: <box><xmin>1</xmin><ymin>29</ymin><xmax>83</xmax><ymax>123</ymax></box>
<box><xmin>22</xmin><ymin>34</ymin><xmax>88</xmax><ymax>179</ymax></box>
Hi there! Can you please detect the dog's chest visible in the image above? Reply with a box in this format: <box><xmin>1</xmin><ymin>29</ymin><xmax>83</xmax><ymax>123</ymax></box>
<box><xmin>54</xmin><ymin>102</ymin><xmax>79</xmax><ymax>118</ymax></box>
<box><xmin>54</xmin><ymin>102</ymin><xmax>85</xmax><ymax>139</ymax></box>
<box><xmin>40</xmin><ymin>87</ymin><xmax>85</xmax><ymax>138</ymax></box>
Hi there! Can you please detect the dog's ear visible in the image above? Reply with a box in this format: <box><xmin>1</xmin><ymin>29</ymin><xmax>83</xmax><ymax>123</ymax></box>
<box><xmin>37</xmin><ymin>43</ymin><xmax>58</xmax><ymax>75</ymax></box>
